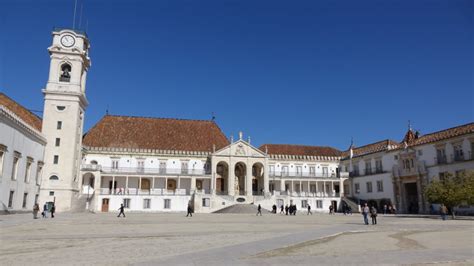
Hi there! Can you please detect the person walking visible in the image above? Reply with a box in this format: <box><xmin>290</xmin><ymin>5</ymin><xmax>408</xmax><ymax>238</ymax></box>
<box><xmin>280</xmin><ymin>205</ymin><xmax>284</xmax><ymax>214</ymax></box>
<box><xmin>285</xmin><ymin>204</ymin><xmax>289</xmax><ymax>215</ymax></box>
<box><xmin>307</xmin><ymin>205</ymin><xmax>312</xmax><ymax>215</ymax></box>
<box><xmin>440</xmin><ymin>204</ymin><xmax>448</xmax><ymax>221</ymax></box>
<box><xmin>256</xmin><ymin>204</ymin><xmax>262</xmax><ymax>216</ymax></box>
<box><xmin>383</xmin><ymin>204</ymin><xmax>387</xmax><ymax>215</ymax></box>
<box><xmin>117</xmin><ymin>204</ymin><xmax>126</xmax><ymax>218</ymax></box>
<box><xmin>33</xmin><ymin>203</ymin><xmax>40</xmax><ymax>219</ymax></box>
<box><xmin>362</xmin><ymin>203</ymin><xmax>369</xmax><ymax>225</ymax></box>
<box><xmin>50</xmin><ymin>204</ymin><xmax>56</xmax><ymax>218</ymax></box>
<box><xmin>329</xmin><ymin>205</ymin><xmax>333</xmax><ymax>215</ymax></box>
<box><xmin>370</xmin><ymin>206</ymin><xmax>377</xmax><ymax>225</ymax></box>
<box><xmin>43</xmin><ymin>203</ymin><xmax>48</xmax><ymax>218</ymax></box>
<box><xmin>186</xmin><ymin>203</ymin><xmax>193</xmax><ymax>217</ymax></box>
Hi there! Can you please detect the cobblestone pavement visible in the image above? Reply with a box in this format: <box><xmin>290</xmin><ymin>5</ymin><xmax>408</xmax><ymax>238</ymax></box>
<box><xmin>0</xmin><ymin>212</ymin><xmax>473</xmax><ymax>265</ymax></box>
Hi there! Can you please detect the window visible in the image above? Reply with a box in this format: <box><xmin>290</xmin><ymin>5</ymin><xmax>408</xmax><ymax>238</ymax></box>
<box><xmin>55</xmin><ymin>138</ymin><xmax>60</xmax><ymax>147</ymax></box>
<box><xmin>394</xmin><ymin>155</ymin><xmax>398</xmax><ymax>160</ymax></box>
<box><xmin>49</xmin><ymin>191</ymin><xmax>55</xmax><ymax>196</ymax></box>
<box><xmin>309</xmin><ymin>166</ymin><xmax>315</xmax><ymax>176</ymax></box>
<box><xmin>8</xmin><ymin>191</ymin><xmax>14</xmax><ymax>208</ymax></box>
<box><xmin>53</xmin><ymin>155</ymin><xmax>59</xmax><ymax>164</ymax></box>
<box><xmin>282</xmin><ymin>166</ymin><xmax>289</xmax><ymax>176</ymax></box>
<box><xmin>418</xmin><ymin>150</ymin><xmax>423</xmax><ymax>156</ymax></box>
<box><xmin>137</xmin><ymin>160</ymin><xmax>145</xmax><ymax>172</ymax></box>
<box><xmin>375</xmin><ymin>160</ymin><xmax>383</xmax><ymax>173</ymax></box>
<box><xmin>57</xmin><ymin>121</ymin><xmax>62</xmax><ymax>130</ymax></box>
<box><xmin>22</xmin><ymin>193</ymin><xmax>28</xmax><ymax>208</ymax></box>
<box><xmin>436</xmin><ymin>148</ymin><xmax>447</xmax><ymax>164</ymax></box>
<box><xmin>365</xmin><ymin>161</ymin><xmax>372</xmax><ymax>175</ymax></box>
<box><xmin>11</xmin><ymin>154</ymin><xmax>20</xmax><ymax>180</ymax></box>
<box><xmin>36</xmin><ymin>162</ymin><xmax>43</xmax><ymax>185</ymax></box>
<box><xmin>159</xmin><ymin>162</ymin><xmax>166</xmax><ymax>172</ymax></box>
<box><xmin>352</xmin><ymin>165</ymin><xmax>359</xmax><ymax>177</ymax></box>
<box><xmin>377</xmin><ymin>181</ymin><xmax>384</xmax><ymax>192</ymax></box>
<box><xmin>202</xmin><ymin>198</ymin><xmax>210</xmax><ymax>207</ymax></box>
<box><xmin>24</xmin><ymin>159</ymin><xmax>32</xmax><ymax>183</ymax></box>
<box><xmin>59</xmin><ymin>63</ymin><xmax>71</xmax><ymax>82</ymax></box>
<box><xmin>269</xmin><ymin>165</ymin><xmax>275</xmax><ymax>175</ymax></box>
<box><xmin>123</xmin><ymin>198</ymin><xmax>131</xmax><ymax>208</ymax></box>
<box><xmin>366</xmin><ymin>182</ymin><xmax>373</xmax><ymax>193</ymax></box>
<box><xmin>181</xmin><ymin>161</ymin><xmax>188</xmax><ymax>174</ymax></box>
<box><xmin>49</xmin><ymin>175</ymin><xmax>59</xmax><ymax>180</ymax></box>
<box><xmin>164</xmin><ymin>199</ymin><xmax>171</xmax><ymax>209</ymax></box>
<box><xmin>355</xmin><ymin>183</ymin><xmax>360</xmax><ymax>194</ymax></box>
<box><xmin>0</xmin><ymin>147</ymin><xmax>5</xmax><ymax>179</ymax></box>
<box><xmin>322</xmin><ymin>167</ymin><xmax>329</xmax><ymax>177</ymax></box>
<box><xmin>316</xmin><ymin>200</ymin><xmax>323</xmax><ymax>209</ymax></box>
<box><xmin>301</xmin><ymin>200</ymin><xmax>308</xmax><ymax>208</ymax></box>
<box><xmin>112</xmin><ymin>159</ymin><xmax>119</xmax><ymax>169</ymax></box>
<box><xmin>56</xmin><ymin>106</ymin><xmax>66</xmax><ymax>111</ymax></box>
<box><xmin>143</xmin><ymin>199</ymin><xmax>151</xmax><ymax>209</ymax></box>
<box><xmin>453</xmin><ymin>144</ymin><xmax>464</xmax><ymax>161</ymax></box>
<box><xmin>295</xmin><ymin>166</ymin><xmax>302</xmax><ymax>176</ymax></box>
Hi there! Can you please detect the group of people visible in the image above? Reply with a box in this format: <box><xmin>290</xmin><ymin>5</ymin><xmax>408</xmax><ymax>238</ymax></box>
<box><xmin>382</xmin><ymin>204</ymin><xmax>397</xmax><ymax>214</ymax></box>
<box><xmin>32</xmin><ymin>203</ymin><xmax>55</xmax><ymax>219</ymax></box>
<box><xmin>361</xmin><ymin>203</ymin><xmax>378</xmax><ymax>225</ymax></box>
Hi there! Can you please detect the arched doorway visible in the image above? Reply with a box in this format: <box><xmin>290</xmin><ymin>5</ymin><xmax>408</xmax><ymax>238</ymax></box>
<box><xmin>252</xmin><ymin>163</ymin><xmax>264</xmax><ymax>195</ymax></box>
<box><xmin>234</xmin><ymin>162</ymin><xmax>246</xmax><ymax>195</ymax></box>
<box><xmin>216</xmin><ymin>162</ymin><xmax>229</xmax><ymax>195</ymax></box>
<box><xmin>167</xmin><ymin>179</ymin><xmax>177</xmax><ymax>191</ymax></box>
<box><xmin>82</xmin><ymin>173</ymin><xmax>95</xmax><ymax>193</ymax></box>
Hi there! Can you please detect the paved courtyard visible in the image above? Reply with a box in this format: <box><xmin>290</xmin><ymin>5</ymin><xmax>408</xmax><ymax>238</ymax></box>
<box><xmin>0</xmin><ymin>211</ymin><xmax>473</xmax><ymax>265</ymax></box>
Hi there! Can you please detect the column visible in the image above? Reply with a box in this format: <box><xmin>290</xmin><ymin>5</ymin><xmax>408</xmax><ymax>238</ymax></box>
<box><xmin>211</xmin><ymin>172</ymin><xmax>215</xmax><ymax>195</ymax></box>
<box><xmin>280</xmin><ymin>179</ymin><xmax>284</xmax><ymax>193</ymax></box>
<box><xmin>307</xmin><ymin>181</ymin><xmax>310</xmax><ymax>196</ymax></box>
<box><xmin>228</xmin><ymin>163</ymin><xmax>235</xmax><ymax>196</ymax></box>
<box><xmin>246</xmin><ymin>173</ymin><xmax>252</xmax><ymax>197</ymax></box>
<box><xmin>191</xmin><ymin>177</ymin><xmax>196</xmax><ymax>194</ymax></box>
<box><xmin>416</xmin><ymin>177</ymin><xmax>423</xmax><ymax>214</ymax></box>
<box><xmin>263</xmin><ymin>159</ymin><xmax>269</xmax><ymax>195</ymax></box>
<box><xmin>112</xmin><ymin>176</ymin><xmax>115</xmax><ymax>194</ymax></box>
<box><xmin>339</xmin><ymin>179</ymin><xmax>344</xmax><ymax>197</ymax></box>
<box><xmin>165</xmin><ymin>177</ymin><xmax>168</xmax><ymax>193</ymax></box>
<box><xmin>138</xmin><ymin>177</ymin><xmax>142</xmax><ymax>195</ymax></box>
<box><xmin>323</xmin><ymin>181</ymin><xmax>326</xmax><ymax>197</ymax></box>
<box><xmin>299</xmin><ymin>180</ymin><xmax>302</xmax><ymax>194</ymax></box>
<box><xmin>152</xmin><ymin>177</ymin><xmax>155</xmax><ymax>194</ymax></box>
<box><xmin>178</xmin><ymin>176</ymin><xmax>181</xmax><ymax>194</ymax></box>
<box><xmin>331</xmin><ymin>181</ymin><xmax>334</xmax><ymax>197</ymax></box>
<box><xmin>291</xmin><ymin>180</ymin><xmax>294</xmax><ymax>195</ymax></box>
<box><xmin>125</xmin><ymin>176</ymin><xmax>129</xmax><ymax>194</ymax></box>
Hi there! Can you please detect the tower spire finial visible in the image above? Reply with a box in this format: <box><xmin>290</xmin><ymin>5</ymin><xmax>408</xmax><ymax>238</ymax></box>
<box><xmin>408</xmin><ymin>120</ymin><xmax>412</xmax><ymax>130</ymax></box>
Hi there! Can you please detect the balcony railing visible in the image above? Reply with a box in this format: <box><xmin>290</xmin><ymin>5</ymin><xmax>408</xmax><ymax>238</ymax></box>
<box><xmin>269</xmin><ymin>172</ymin><xmax>340</xmax><ymax>178</ymax></box>
<box><xmin>99</xmin><ymin>188</ymin><xmax>210</xmax><ymax>196</ymax></box>
<box><xmin>90</xmin><ymin>165</ymin><xmax>210</xmax><ymax>176</ymax></box>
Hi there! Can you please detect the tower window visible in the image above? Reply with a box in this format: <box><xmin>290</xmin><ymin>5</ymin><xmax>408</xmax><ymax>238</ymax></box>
<box><xmin>57</xmin><ymin>121</ymin><xmax>62</xmax><ymax>130</ymax></box>
<box><xmin>53</xmin><ymin>155</ymin><xmax>59</xmax><ymax>164</ymax></box>
<box><xmin>55</xmin><ymin>138</ymin><xmax>60</xmax><ymax>147</ymax></box>
<box><xmin>49</xmin><ymin>175</ymin><xmax>59</xmax><ymax>180</ymax></box>
<box><xmin>59</xmin><ymin>64</ymin><xmax>71</xmax><ymax>82</ymax></box>
<box><xmin>56</xmin><ymin>106</ymin><xmax>66</xmax><ymax>111</ymax></box>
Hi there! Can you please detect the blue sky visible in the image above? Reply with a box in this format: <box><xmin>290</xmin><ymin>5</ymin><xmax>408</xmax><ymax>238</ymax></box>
<box><xmin>1</xmin><ymin>0</ymin><xmax>472</xmax><ymax>150</ymax></box>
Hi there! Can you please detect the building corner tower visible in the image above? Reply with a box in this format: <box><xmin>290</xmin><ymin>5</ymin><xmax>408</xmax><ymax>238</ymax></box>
<box><xmin>39</xmin><ymin>28</ymin><xmax>91</xmax><ymax>211</ymax></box>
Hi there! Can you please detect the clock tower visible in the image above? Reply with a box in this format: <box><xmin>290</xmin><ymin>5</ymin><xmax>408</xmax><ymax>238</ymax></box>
<box><xmin>39</xmin><ymin>28</ymin><xmax>91</xmax><ymax>211</ymax></box>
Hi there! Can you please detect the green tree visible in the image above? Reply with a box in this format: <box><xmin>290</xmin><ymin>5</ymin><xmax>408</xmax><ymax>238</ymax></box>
<box><xmin>424</xmin><ymin>171</ymin><xmax>474</xmax><ymax>219</ymax></box>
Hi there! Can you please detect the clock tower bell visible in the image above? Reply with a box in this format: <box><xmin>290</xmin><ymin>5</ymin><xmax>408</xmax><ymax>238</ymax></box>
<box><xmin>39</xmin><ymin>28</ymin><xmax>91</xmax><ymax>211</ymax></box>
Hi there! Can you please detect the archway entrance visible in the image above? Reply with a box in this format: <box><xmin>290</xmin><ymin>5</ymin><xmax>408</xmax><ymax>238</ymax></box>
<box><xmin>216</xmin><ymin>162</ymin><xmax>229</xmax><ymax>195</ymax></box>
<box><xmin>252</xmin><ymin>163</ymin><xmax>264</xmax><ymax>195</ymax></box>
<box><xmin>404</xmin><ymin>182</ymin><xmax>418</xmax><ymax>214</ymax></box>
<box><xmin>141</xmin><ymin>178</ymin><xmax>151</xmax><ymax>190</ymax></box>
<box><xmin>167</xmin><ymin>179</ymin><xmax>177</xmax><ymax>191</ymax></box>
<box><xmin>234</xmin><ymin>162</ymin><xmax>246</xmax><ymax>195</ymax></box>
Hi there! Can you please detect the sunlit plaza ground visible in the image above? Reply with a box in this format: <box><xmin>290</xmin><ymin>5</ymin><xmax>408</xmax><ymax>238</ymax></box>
<box><xmin>1</xmin><ymin>211</ymin><xmax>473</xmax><ymax>265</ymax></box>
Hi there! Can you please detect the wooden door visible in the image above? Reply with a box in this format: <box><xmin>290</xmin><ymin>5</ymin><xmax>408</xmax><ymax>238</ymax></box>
<box><xmin>167</xmin><ymin>179</ymin><xmax>177</xmax><ymax>191</ymax></box>
<box><xmin>216</xmin><ymin>178</ymin><xmax>222</xmax><ymax>193</ymax></box>
<box><xmin>196</xmin><ymin>180</ymin><xmax>203</xmax><ymax>190</ymax></box>
<box><xmin>141</xmin><ymin>178</ymin><xmax>151</xmax><ymax>190</ymax></box>
<box><xmin>101</xmin><ymin>198</ymin><xmax>109</xmax><ymax>212</ymax></box>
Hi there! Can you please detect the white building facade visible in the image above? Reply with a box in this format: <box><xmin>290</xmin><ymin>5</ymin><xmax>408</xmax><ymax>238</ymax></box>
<box><xmin>0</xmin><ymin>94</ymin><xmax>46</xmax><ymax>212</ymax></box>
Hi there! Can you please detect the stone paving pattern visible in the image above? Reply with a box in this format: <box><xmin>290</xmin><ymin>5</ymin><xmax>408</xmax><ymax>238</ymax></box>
<box><xmin>0</xmin><ymin>211</ymin><xmax>473</xmax><ymax>265</ymax></box>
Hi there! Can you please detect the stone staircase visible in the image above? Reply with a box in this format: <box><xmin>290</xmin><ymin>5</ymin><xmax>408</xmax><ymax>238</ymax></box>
<box><xmin>213</xmin><ymin>203</ymin><xmax>269</xmax><ymax>214</ymax></box>
<box><xmin>342</xmin><ymin>197</ymin><xmax>360</xmax><ymax>213</ymax></box>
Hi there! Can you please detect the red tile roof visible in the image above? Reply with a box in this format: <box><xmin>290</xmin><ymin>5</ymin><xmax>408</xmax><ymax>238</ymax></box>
<box><xmin>404</xmin><ymin>123</ymin><xmax>474</xmax><ymax>147</ymax></box>
<box><xmin>0</xmin><ymin>92</ymin><xmax>42</xmax><ymax>131</ymax></box>
<box><xmin>82</xmin><ymin>115</ymin><xmax>229</xmax><ymax>152</ymax></box>
<box><xmin>342</xmin><ymin>139</ymin><xmax>400</xmax><ymax>159</ymax></box>
<box><xmin>259</xmin><ymin>144</ymin><xmax>342</xmax><ymax>157</ymax></box>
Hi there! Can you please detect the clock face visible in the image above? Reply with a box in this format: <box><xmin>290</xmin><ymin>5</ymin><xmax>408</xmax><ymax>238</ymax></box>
<box><xmin>60</xmin><ymin>35</ymin><xmax>75</xmax><ymax>47</ymax></box>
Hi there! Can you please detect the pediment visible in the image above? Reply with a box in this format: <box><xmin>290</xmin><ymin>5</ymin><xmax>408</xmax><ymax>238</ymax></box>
<box><xmin>213</xmin><ymin>140</ymin><xmax>267</xmax><ymax>158</ymax></box>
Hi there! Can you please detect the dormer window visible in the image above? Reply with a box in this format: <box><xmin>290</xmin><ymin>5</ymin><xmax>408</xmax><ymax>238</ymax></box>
<box><xmin>59</xmin><ymin>64</ymin><xmax>71</xmax><ymax>82</ymax></box>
